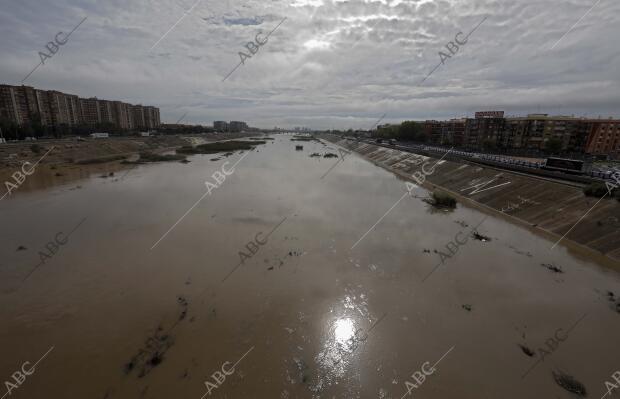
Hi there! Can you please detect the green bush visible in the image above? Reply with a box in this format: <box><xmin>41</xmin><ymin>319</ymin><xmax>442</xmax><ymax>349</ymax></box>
<box><xmin>176</xmin><ymin>140</ymin><xmax>264</xmax><ymax>154</ymax></box>
<box><xmin>584</xmin><ymin>183</ymin><xmax>611</xmax><ymax>197</ymax></box>
<box><xmin>432</xmin><ymin>191</ymin><xmax>457</xmax><ymax>208</ymax></box>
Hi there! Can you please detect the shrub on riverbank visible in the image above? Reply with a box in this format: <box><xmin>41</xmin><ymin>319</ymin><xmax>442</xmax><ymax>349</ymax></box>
<box><xmin>177</xmin><ymin>140</ymin><xmax>264</xmax><ymax>155</ymax></box>
<box><xmin>138</xmin><ymin>152</ymin><xmax>187</xmax><ymax>163</ymax></box>
<box><xmin>583</xmin><ymin>182</ymin><xmax>619</xmax><ymax>200</ymax></box>
<box><xmin>432</xmin><ymin>191</ymin><xmax>457</xmax><ymax>208</ymax></box>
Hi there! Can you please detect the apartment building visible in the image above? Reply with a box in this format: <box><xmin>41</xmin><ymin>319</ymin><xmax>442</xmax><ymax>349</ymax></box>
<box><xmin>0</xmin><ymin>84</ymin><xmax>160</xmax><ymax>131</ymax></box>
<box><xmin>214</xmin><ymin>121</ymin><xmax>228</xmax><ymax>132</ymax></box>
<box><xmin>503</xmin><ymin>114</ymin><xmax>593</xmax><ymax>153</ymax></box>
<box><xmin>144</xmin><ymin>106</ymin><xmax>161</xmax><ymax>130</ymax></box>
<box><xmin>464</xmin><ymin>111</ymin><xmax>506</xmax><ymax>149</ymax></box>
<box><xmin>79</xmin><ymin>97</ymin><xmax>101</xmax><ymax>125</ymax></box>
<box><xmin>585</xmin><ymin>119</ymin><xmax>620</xmax><ymax>157</ymax></box>
<box><xmin>229</xmin><ymin>121</ymin><xmax>248</xmax><ymax>132</ymax></box>
<box><xmin>111</xmin><ymin>101</ymin><xmax>133</xmax><ymax>130</ymax></box>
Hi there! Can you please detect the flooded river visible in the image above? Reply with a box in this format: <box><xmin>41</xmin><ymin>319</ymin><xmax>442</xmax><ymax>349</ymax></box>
<box><xmin>1</xmin><ymin>135</ymin><xmax>619</xmax><ymax>399</ymax></box>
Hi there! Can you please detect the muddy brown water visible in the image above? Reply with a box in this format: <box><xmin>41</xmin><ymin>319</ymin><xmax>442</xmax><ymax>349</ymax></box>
<box><xmin>1</xmin><ymin>135</ymin><xmax>619</xmax><ymax>399</ymax></box>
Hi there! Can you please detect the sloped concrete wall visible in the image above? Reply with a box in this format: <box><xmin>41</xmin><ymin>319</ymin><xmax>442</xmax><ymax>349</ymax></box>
<box><xmin>320</xmin><ymin>135</ymin><xmax>620</xmax><ymax>262</ymax></box>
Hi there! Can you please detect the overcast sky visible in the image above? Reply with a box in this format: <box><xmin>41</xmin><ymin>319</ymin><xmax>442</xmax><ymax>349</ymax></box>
<box><xmin>0</xmin><ymin>0</ymin><xmax>618</xmax><ymax>129</ymax></box>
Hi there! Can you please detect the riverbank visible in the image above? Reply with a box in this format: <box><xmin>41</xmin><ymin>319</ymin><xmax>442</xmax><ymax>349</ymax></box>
<box><xmin>0</xmin><ymin>133</ymin><xmax>261</xmax><ymax>197</ymax></box>
<box><xmin>318</xmin><ymin>134</ymin><xmax>620</xmax><ymax>264</ymax></box>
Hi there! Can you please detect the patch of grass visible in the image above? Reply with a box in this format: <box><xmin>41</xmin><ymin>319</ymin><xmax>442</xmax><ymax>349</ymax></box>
<box><xmin>432</xmin><ymin>191</ymin><xmax>457</xmax><ymax>208</ymax></box>
<box><xmin>75</xmin><ymin>154</ymin><xmax>126</xmax><ymax>164</ymax></box>
<box><xmin>583</xmin><ymin>182</ymin><xmax>609</xmax><ymax>197</ymax></box>
<box><xmin>176</xmin><ymin>140</ymin><xmax>264</xmax><ymax>155</ymax></box>
<box><xmin>138</xmin><ymin>152</ymin><xmax>187</xmax><ymax>163</ymax></box>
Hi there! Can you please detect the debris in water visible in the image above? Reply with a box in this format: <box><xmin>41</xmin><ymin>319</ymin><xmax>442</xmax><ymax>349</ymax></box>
<box><xmin>541</xmin><ymin>263</ymin><xmax>564</xmax><ymax>274</ymax></box>
<box><xmin>455</xmin><ymin>220</ymin><xmax>469</xmax><ymax>228</ymax></box>
<box><xmin>552</xmin><ymin>370</ymin><xmax>587</xmax><ymax>396</ymax></box>
<box><xmin>16</xmin><ymin>245</ymin><xmax>27</xmax><ymax>251</ymax></box>
<box><xmin>518</xmin><ymin>344</ymin><xmax>535</xmax><ymax>357</ymax></box>
<box><xmin>323</xmin><ymin>153</ymin><xmax>338</xmax><ymax>158</ymax></box>
<box><xmin>177</xmin><ymin>296</ymin><xmax>188</xmax><ymax>321</ymax></box>
<box><xmin>472</xmin><ymin>231</ymin><xmax>491</xmax><ymax>242</ymax></box>
<box><xmin>124</xmin><ymin>327</ymin><xmax>174</xmax><ymax>378</ymax></box>
<box><xmin>309</xmin><ymin>153</ymin><xmax>321</xmax><ymax>158</ymax></box>
<box><xmin>295</xmin><ymin>145</ymin><xmax>303</xmax><ymax>151</ymax></box>
<box><xmin>462</xmin><ymin>304</ymin><xmax>472</xmax><ymax>312</ymax></box>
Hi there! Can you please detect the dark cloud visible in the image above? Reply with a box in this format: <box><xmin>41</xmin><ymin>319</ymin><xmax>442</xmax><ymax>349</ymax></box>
<box><xmin>0</xmin><ymin>0</ymin><xmax>618</xmax><ymax>129</ymax></box>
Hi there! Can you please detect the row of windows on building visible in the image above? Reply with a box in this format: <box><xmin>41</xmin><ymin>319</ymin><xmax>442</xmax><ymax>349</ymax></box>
<box><xmin>0</xmin><ymin>84</ymin><xmax>161</xmax><ymax>131</ymax></box>
<box><xmin>415</xmin><ymin>112</ymin><xmax>620</xmax><ymax>155</ymax></box>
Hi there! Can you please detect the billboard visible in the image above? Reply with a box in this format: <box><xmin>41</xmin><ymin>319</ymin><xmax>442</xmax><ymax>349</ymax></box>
<box><xmin>475</xmin><ymin>111</ymin><xmax>504</xmax><ymax>118</ymax></box>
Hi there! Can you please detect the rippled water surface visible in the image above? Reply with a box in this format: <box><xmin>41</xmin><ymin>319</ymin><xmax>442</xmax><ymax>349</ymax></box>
<box><xmin>1</xmin><ymin>135</ymin><xmax>619</xmax><ymax>399</ymax></box>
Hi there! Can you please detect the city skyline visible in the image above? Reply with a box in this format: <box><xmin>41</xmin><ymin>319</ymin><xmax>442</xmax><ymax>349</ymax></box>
<box><xmin>0</xmin><ymin>0</ymin><xmax>618</xmax><ymax>129</ymax></box>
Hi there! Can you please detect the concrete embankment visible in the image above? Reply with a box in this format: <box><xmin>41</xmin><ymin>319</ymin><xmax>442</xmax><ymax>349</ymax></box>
<box><xmin>320</xmin><ymin>135</ymin><xmax>620</xmax><ymax>263</ymax></box>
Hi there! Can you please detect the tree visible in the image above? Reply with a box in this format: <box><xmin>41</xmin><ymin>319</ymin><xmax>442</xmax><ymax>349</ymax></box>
<box><xmin>398</xmin><ymin>121</ymin><xmax>423</xmax><ymax>141</ymax></box>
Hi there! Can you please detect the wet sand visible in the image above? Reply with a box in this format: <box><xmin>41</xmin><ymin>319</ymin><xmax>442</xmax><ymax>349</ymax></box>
<box><xmin>1</xmin><ymin>135</ymin><xmax>619</xmax><ymax>399</ymax></box>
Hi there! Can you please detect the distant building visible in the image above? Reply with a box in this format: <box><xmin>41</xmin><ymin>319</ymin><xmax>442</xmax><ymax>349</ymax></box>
<box><xmin>464</xmin><ymin>111</ymin><xmax>506</xmax><ymax>149</ymax></box>
<box><xmin>504</xmin><ymin>114</ymin><xmax>593</xmax><ymax>153</ymax></box>
<box><xmin>214</xmin><ymin>121</ymin><xmax>228</xmax><ymax>132</ymax></box>
<box><xmin>229</xmin><ymin>121</ymin><xmax>248</xmax><ymax>132</ymax></box>
<box><xmin>0</xmin><ymin>84</ymin><xmax>160</xmax><ymax>131</ymax></box>
<box><xmin>585</xmin><ymin>119</ymin><xmax>620</xmax><ymax>158</ymax></box>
